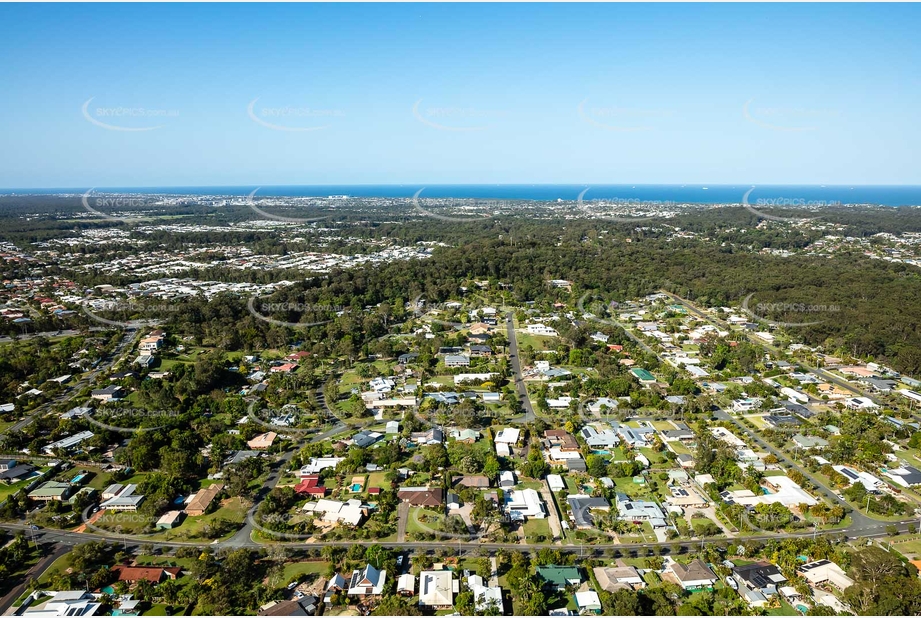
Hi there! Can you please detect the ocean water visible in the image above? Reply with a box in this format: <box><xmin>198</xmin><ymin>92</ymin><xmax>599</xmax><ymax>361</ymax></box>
<box><xmin>10</xmin><ymin>184</ymin><xmax>921</xmax><ymax>206</ymax></box>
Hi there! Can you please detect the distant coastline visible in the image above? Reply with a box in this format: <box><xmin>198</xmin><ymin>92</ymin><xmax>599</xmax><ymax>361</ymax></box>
<box><xmin>4</xmin><ymin>184</ymin><xmax>921</xmax><ymax>206</ymax></box>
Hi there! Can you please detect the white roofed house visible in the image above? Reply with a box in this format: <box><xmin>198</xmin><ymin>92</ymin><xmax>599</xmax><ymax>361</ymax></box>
<box><xmin>302</xmin><ymin>498</ymin><xmax>365</xmax><ymax>527</ymax></box>
<box><xmin>581</xmin><ymin>426</ymin><xmax>620</xmax><ymax>449</ymax></box>
<box><xmin>587</xmin><ymin>397</ymin><xmax>619</xmax><ymax>415</ymax></box>
<box><xmin>494</xmin><ymin>427</ymin><xmax>520</xmax><ymax>444</ymax></box>
<box><xmin>43</xmin><ymin>431</ymin><xmax>94</xmax><ymax>454</ymax></box>
<box><xmin>418</xmin><ymin>571</ymin><xmax>457</xmax><ymax>610</ymax></box>
<box><xmin>99</xmin><ymin>483</ymin><xmax>145</xmax><ymax>511</ymax></box>
<box><xmin>505</xmin><ymin>488</ymin><xmax>545</xmax><ymax>521</ymax></box>
<box><xmin>798</xmin><ymin>560</ymin><xmax>854</xmax><ymax>590</ymax></box>
<box><xmin>397</xmin><ymin>573</ymin><xmax>415</xmax><ymax>596</ymax></box>
<box><xmin>347</xmin><ymin>564</ymin><xmax>387</xmax><ymax>597</ymax></box>
<box><xmin>526</xmin><ymin>323</ymin><xmax>559</xmax><ymax>337</ymax></box>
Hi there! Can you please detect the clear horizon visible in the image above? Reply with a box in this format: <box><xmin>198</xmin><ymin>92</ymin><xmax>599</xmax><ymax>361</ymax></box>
<box><xmin>1</xmin><ymin>3</ymin><xmax>920</xmax><ymax>187</ymax></box>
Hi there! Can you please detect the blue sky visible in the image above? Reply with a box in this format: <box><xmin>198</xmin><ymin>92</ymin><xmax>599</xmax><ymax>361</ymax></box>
<box><xmin>1</xmin><ymin>3</ymin><xmax>919</xmax><ymax>188</ymax></box>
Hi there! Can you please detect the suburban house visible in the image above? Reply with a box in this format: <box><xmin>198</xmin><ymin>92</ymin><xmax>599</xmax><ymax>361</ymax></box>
<box><xmin>300</xmin><ymin>457</ymin><xmax>344</xmax><ymax>475</ymax></box>
<box><xmin>504</xmin><ymin>488</ymin><xmax>545</xmax><ymax>520</ymax></box>
<box><xmin>0</xmin><ymin>462</ymin><xmax>35</xmax><ymax>484</ymax></box>
<box><xmin>883</xmin><ymin>465</ymin><xmax>921</xmax><ymax>488</ymax></box>
<box><xmin>185</xmin><ymin>483</ymin><xmax>224</xmax><ymax>516</ymax></box>
<box><xmin>444</xmin><ymin>354</ymin><xmax>471</xmax><ymax>368</ymax></box>
<box><xmin>247</xmin><ymin>431</ymin><xmax>278</xmax><ymax>450</ymax></box>
<box><xmin>397</xmin><ymin>574</ymin><xmax>415</xmax><ymax>596</ymax></box>
<box><xmin>22</xmin><ymin>591</ymin><xmax>102</xmax><ymax>616</ymax></box>
<box><xmin>28</xmin><ymin>481</ymin><xmax>71</xmax><ymax>502</ymax></box>
<box><xmin>43</xmin><ymin>430</ymin><xmax>95</xmax><ymax>454</ymax></box>
<box><xmin>732</xmin><ymin>562</ymin><xmax>787</xmax><ymax>607</ymax></box>
<box><xmin>302</xmin><ymin>498</ymin><xmax>365</xmax><ymax>527</ymax></box>
<box><xmin>535</xmin><ymin>565</ymin><xmax>582</xmax><ymax>591</ymax></box>
<box><xmin>567</xmin><ymin>495</ymin><xmax>610</xmax><ymax>528</ymax></box>
<box><xmin>575</xmin><ymin>591</ymin><xmax>602</xmax><ymax>614</ymax></box>
<box><xmin>615</xmin><ymin>493</ymin><xmax>666</xmax><ymax>525</ymax></box>
<box><xmin>593</xmin><ymin>566</ymin><xmax>645</xmax><ymax>592</ymax></box>
<box><xmin>347</xmin><ymin>564</ymin><xmax>387</xmax><ymax>596</ymax></box>
<box><xmin>526</xmin><ymin>323</ymin><xmax>559</xmax><ymax>337</ymax></box>
<box><xmin>544</xmin><ymin>429</ymin><xmax>580</xmax><ymax>451</ymax></box>
<box><xmin>111</xmin><ymin>565</ymin><xmax>181</xmax><ymax>584</ymax></box>
<box><xmin>91</xmin><ymin>385</ymin><xmax>125</xmax><ymax>402</ymax></box>
<box><xmin>494</xmin><ymin>428</ymin><xmax>520</xmax><ymax>445</ymax></box>
<box><xmin>294</xmin><ymin>475</ymin><xmax>328</xmax><ymax>497</ymax></box>
<box><xmin>798</xmin><ymin>560</ymin><xmax>854</xmax><ymax>590</ymax></box>
<box><xmin>669</xmin><ymin>559</ymin><xmax>717</xmax><ymax>590</ymax></box>
<box><xmin>453</xmin><ymin>475</ymin><xmax>490</xmax><ymax>489</ymax></box>
<box><xmin>469</xmin><ymin>345</ymin><xmax>493</xmax><ymax>357</ymax></box>
<box><xmin>468</xmin><ymin>575</ymin><xmax>503</xmax><ymax>615</ymax></box>
<box><xmin>418</xmin><ymin>571</ymin><xmax>457</xmax><ymax>609</ymax></box>
<box><xmin>138</xmin><ymin>333</ymin><xmax>165</xmax><ymax>352</ymax></box>
<box><xmin>397</xmin><ymin>487</ymin><xmax>444</xmax><ymax>507</ymax></box>
<box><xmin>99</xmin><ymin>484</ymin><xmax>145</xmax><ymax>511</ymax></box>
<box><xmin>792</xmin><ymin>434</ymin><xmax>829</xmax><ymax>450</ymax></box>
<box><xmin>156</xmin><ymin>511</ymin><xmax>184</xmax><ymax>530</ymax></box>
<box><xmin>410</xmin><ymin>428</ymin><xmax>444</xmax><ymax>445</ymax></box>
<box><xmin>581</xmin><ymin>426</ymin><xmax>621</xmax><ymax>449</ymax></box>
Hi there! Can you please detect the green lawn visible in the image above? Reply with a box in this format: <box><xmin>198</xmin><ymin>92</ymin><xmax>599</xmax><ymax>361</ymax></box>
<box><xmin>0</xmin><ymin>473</ymin><xmax>44</xmax><ymax>503</ymax></box>
<box><xmin>406</xmin><ymin>507</ymin><xmax>444</xmax><ymax>536</ymax></box>
<box><xmin>148</xmin><ymin>497</ymin><xmax>249</xmax><ymax>541</ymax></box>
<box><xmin>522</xmin><ymin>517</ymin><xmax>552</xmax><ymax>542</ymax></box>
<box><xmin>889</xmin><ymin>536</ymin><xmax>921</xmax><ymax>556</ymax></box>
<box><xmin>133</xmin><ymin>555</ymin><xmax>197</xmax><ymax>570</ymax></box>
<box><xmin>282</xmin><ymin>560</ymin><xmax>330</xmax><ymax>583</ymax></box>
<box><xmin>142</xmin><ymin>603</ymin><xmax>186</xmax><ymax>616</ymax></box>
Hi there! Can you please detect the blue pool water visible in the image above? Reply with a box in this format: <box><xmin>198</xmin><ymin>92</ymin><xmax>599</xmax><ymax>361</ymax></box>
<box><xmin>351</xmin><ymin>483</ymin><xmax>363</xmax><ymax>492</ymax></box>
<box><xmin>592</xmin><ymin>449</ymin><xmax>610</xmax><ymax>455</ymax></box>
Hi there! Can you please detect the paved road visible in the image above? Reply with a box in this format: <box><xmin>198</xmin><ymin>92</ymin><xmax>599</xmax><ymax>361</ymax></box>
<box><xmin>311</xmin><ymin>388</ymin><xmax>349</xmax><ymax>443</ymax></box>
<box><xmin>226</xmin><ymin>448</ymin><xmax>298</xmax><ymax>548</ymax></box>
<box><xmin>505</xmin><ymin>312</ymin><xmax>536</xmax><ymax>424</ymax></box>
<box><xmin>396</xmin><ymin>501</ymin><xmax>410</xmax><ymax>543</ymax></box>
<box><xmin>2</xmin><ymin>520</ymin><xmax>917</xmax><ymax>554</ymax></box>
<box><xmin>0</xmin><ymin>542</ymin><xmax>69</xmax><ymax>615</ymax></box>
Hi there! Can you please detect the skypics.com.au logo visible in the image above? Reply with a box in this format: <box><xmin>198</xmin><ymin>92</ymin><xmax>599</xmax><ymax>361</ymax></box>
<box><xmin>244</xmin><ymin>400</ymin><xmax>344</xmax><ymax>438</ymax></box>
<box><xmin>741</xmin><ymin>187</ymin><xmax>836</xmax><ymax>223</ymax></box>
<box><xmin>81</xmin><ymin>189</ymin><xmax>162</xmax><ymax>225</ymax></box>
<box><xmin>411</xmin><ymin>99</ymin><xmax>509</xmax><ymax>132</ymax></box>
<box><xmin>246</xmin><ymin>297</ymin><xmax>343</xmax><ymax>329</ymax></box>
<box><xmin>577</xmin><ymin>188</ymin><xmax>675</xmax><ymax>223</ymax></box>
<box><xmin>742</xmin><ymin>98</ymin><xmax>838</xmax><ymax>133</ymax></box>
<box><xmin>577</xmin><ymin>99</ymin><xmax>675</xmax><ymax>132</ymax></box>
<box><xmin>247</xmin><ymin>98</ymin><xmax>344</xmax><ymax>132</ymax></box>
<box><xmin>81</xmin><ymin>408</ymin><xmax>180</xmax><ymax>434</ymax></box>
<box><xmin>411</xmin><ymin>189</ymin><xmax>502</xmax><ymax>223</ymax></box>
<box><xmin>82</xmin><ymin>298</ymin><xmax>183</xmax><ymax>329</ymax></box>
<box><xmin>740</xmin><ymin>293</ymin><xmax>840</xmax><ymax>328</ymax></box>
<box><xmin>81</xmin><ymin>98</ymin><xmax>179</xmax><ymax>132</ymax></box>
<box><xmin>244</xmin><ymin>188</ymin><xmax>330</xmax><ymax>224</ymax></box>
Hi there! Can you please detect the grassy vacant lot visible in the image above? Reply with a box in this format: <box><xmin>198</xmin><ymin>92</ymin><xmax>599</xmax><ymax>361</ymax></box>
<box><xmin>282</xmin><ymin>560</ymin><xmax>330</xmax><ymax>584</ymax></box>
<box><xmin>134</xmin><ymin>555</ymin><xmax>197</xmax><ymax>569</ymax></box>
